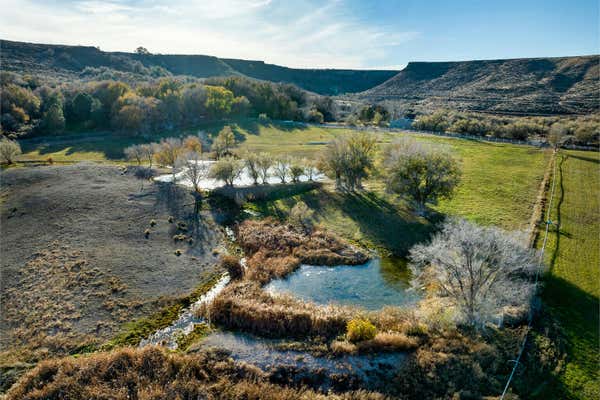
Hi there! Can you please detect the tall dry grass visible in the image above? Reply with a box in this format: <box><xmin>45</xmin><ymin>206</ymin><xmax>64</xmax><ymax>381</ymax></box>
<box><xmin>237</xmin><ymin>218</ymin><xmax>368</xmax><ymax>266</ymax></box>
<box><xmin>7</xmin><ymin>346</ymin><xmax>388</xmax><ymax>399</ymax></box>
<box><xmin>204</xmin><ymin>281</ymin><xmax>350</xmax><ymax>338</ymax></box>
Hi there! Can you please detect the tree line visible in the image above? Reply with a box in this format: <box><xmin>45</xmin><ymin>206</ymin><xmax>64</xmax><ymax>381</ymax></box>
<box><xmin>412</xmin><ymin>109</ymin><xmax>599</xmax><ymax>146</ymax></box>
<box><xmin>0</xmin><ymin>72</ymin><xmax>337</xmax><ymax>137</ymax></box>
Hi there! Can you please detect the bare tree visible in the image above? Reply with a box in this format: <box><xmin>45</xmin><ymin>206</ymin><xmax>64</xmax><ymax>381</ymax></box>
<box><xmin>303</xmin><ymin>158</ymin><xmax>319</xmax><ymax>181</ymax></box>
<box><xmin>383</xmin><ymin>138</ymin><xmax>461</xmax><ymax>215</ymax></box>
<box><xmin>242</xmin><ymin>151</ymin><xmax>261</xmax><ymax>185</ymax></box>
<box><xmin>409</xmin><ymin>218</ymin><xmax>539</xmax><ymax>328</ymax></box>
<box><xmin>139</xmin><ymin>143</ymin><xmax>157</xmax><ymax>168</ymax></box>
<box><xmin>273</xmin><ymin>156</ymin><xmax>291</xmax><ymax>183</ymax></box>
<box><xmin>0</xmin><ymin>139</ymin><xmax>22</xmax><ymax>165</ymax></box>
<box><xmin>176</xmin><ymin>151</ymin><xmax>209</xmax><ymax>193</ymax></box>
<box><xmin>257</xmin><ymin>152</ymin><xmax>273</xmax><ymax>184</ymax></box>
<box><xmin>124</xmin><ymin>144</ymin><xmax>144</xmax><ymax>165</ymax></box>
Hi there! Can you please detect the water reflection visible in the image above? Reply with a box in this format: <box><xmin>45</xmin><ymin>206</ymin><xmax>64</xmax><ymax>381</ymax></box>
<box><xmin>198</xmin><ymin>331</ymin><xmax>406</xmax><ymax>391</ymax></box>
<box><xmin>265</xmin><ymin>257</ymin><xmax>417</xmax><ymax>310</ymax></box>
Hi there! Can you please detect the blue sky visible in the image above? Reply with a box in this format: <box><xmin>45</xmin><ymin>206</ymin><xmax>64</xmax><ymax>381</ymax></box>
<box><xmin>1</xmin><ymin>0</ymin><xmax>597</xmax><ymax>69</ymax></box>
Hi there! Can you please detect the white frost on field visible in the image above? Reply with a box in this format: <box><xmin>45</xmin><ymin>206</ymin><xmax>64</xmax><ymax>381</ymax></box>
<box><xmin>154</xmin><ymin>159</ymin><xmax>324</xmax><ymax>190</ymax></box>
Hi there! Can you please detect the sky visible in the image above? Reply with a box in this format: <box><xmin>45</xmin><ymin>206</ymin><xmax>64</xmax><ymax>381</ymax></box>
<box><xmin>0</xmin><ymin>0</ymin><xmax>598</xmax><ymax>69</ymax></box>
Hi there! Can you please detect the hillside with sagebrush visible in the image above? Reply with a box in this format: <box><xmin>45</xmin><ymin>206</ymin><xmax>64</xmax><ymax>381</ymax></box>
<box><xmin>356</xmin><ymin>56</ymin><xmax>599</xmax><ymax>115</ymax></box>
<box><xmin>0</xmin><ymin>40</ymin><xmax>397</xmax><ymax>95</ymax></box>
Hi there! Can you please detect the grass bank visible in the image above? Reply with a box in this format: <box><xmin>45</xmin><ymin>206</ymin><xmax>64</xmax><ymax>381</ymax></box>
<box><xmin>246</xmin><ymin>137</ymin><xmax>550</xmax><ymax>255</ymax></box>
<box><xmin>538</xmin><ymin>150</ymin><xmax>599</xmax><ymax>399</ymax></box>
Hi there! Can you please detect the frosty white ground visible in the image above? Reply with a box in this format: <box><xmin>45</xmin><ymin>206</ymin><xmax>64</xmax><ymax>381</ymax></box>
<box><xmin>154</xmin><ymin>160</ymin><xmax>324</xmax><ymax>190</ymax></box>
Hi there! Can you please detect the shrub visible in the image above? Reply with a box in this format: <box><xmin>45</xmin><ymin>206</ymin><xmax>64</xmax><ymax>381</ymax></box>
<box><xmin>168</xmin><ymin>216</ymin><xmax>174</xmax><ymax>223</ymax></box>
<box><xmin>0</xmin><ymin>138</ymin><xmax>22</xmax><ymax>165</ymax></box>
<box><xmin>346</xmin><ymin>318</ymin><xmax>377</xmax><ymax>343</ymax></box>
<box><xmin>144</xmin><ymin>229</ymin><xmax>150</xmax><ymax>238</ymax></box>
<box><xmin>331</xmin><ymin>340</ymin><xmax>358</xmax><ymax>355</ymax></box>
<box><xmin>360</xmin><ymin>332</ymin><xmax>419</xmax><ymax>351</ymax></box>
<box><xmin>245</xmin><ymin>250</ymin><xmax>300</xmax><ymax>284</ymax></box>
<box><xmin>288</xmin><ymin>201</ymin><xmax>314</xmax><ymax>233</ymax></box>
<box><xmin>173</xmin><ymin>234</ymin><xmax>187</xmax><ymax>242</ymax></box>
<box><xmin>150</xmin><ymin>219</ymin><xmax>157</xmax><ymax>227</ymax></box>
<box><xmin>206</xmin><ymin>282</ymin><xmax>349</xmax><ymax>338</ymax></box>
<box><xmin>220</xmin><ymin>255</ymin><xmax>244</xmax><ymax>280</ymax></box>
<box><xmin>174</xmin><ymin>249</ymin><xmax>182</xmax><ymax>256</ymax></box>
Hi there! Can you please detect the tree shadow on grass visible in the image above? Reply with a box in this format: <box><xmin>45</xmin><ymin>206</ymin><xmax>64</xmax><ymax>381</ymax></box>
<box><xmin>540</xmin><ymin>274</ymin><xmax>599</xmax><ymax>397</ymax></box>
<box><xmin>334</xmin><ymin>191</ymin><xmax>441</xmax><ymax>255</ymax></box>
<box><xmin>253</xmin><ymin>188</ymin><xmax>441</xmax><ymax>256</ymax></box>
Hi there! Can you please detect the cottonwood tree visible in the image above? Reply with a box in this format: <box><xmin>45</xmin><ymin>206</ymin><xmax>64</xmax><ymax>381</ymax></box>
<box><xmin>183</xmin><ymin>135</ymin><xmax>203</xmax><ymax>153</ymax></box>
<box><xmin>257</xmin><ymin>152</ymin><xmax>273</xmax><ymax>184</ymax></box>
<box><xmin>155</xmin><ymin>137</ymin><xmax>184</xmax><ymax>181</ymax></box>
<box><xmin>0</xmin><ymin>138</ymin><xmax>21</xmax><ymax>164</ymax></box>
<box><xmin>176</xmin><ymin>151</ymin><xmax>209</xmax><ymax>193</ymax></box>
<box><xmin>273</xmin><ymin>156</ymin><xmax>291</xmax><ymax>183</ymax></box>
<box><xmin>209</xmin><ymin>156</ymin><xmax>243</xmax><ymax>186</ymax></box>
<box><xmin>383</xmin><ymin>138</ymin><xmax>461</xmax><ymax>215</ymax></box>
<box><xmin>409</xmin><ymin>218</ymin><xmax>539</xmax><ymax>328</ymax></box>
<box><xmin>319</xmin><ymin>132</ymin><xmax>376</xmax><ymax>191</ymax></box>
<box><xmin>211</xmin><ymin>126</ymin><xmax>236</xmax><ymax>158</ymax></box>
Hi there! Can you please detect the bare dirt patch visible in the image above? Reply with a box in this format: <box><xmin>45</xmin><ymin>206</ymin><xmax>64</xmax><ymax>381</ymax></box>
<box><xmin>0</xmin><ymin>163</ymin><xmax>223</xmax><ymax>367</ymax></box>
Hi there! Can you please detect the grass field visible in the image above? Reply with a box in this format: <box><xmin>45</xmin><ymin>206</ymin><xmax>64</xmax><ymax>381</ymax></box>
<box><xmin>242</xmin><ymin>127</ymin><xmax>550</xmax><ymax>254</ymax></box>
<box><xmin>539</xmin><ymin>150</ymin><xmax>599</xmax><ymax>399</ymax></box>
<box><xmin>17</xmin><ymin>121</ymin><xmax>551</xmax><ymax>255</ymax></box>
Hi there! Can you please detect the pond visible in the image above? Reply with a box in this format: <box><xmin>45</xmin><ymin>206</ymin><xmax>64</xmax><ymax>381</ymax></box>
<box><xmin>197</xmin><ymin>331</ymin><xmax>406</xmax><ymax>391</ymax></box>
<box><xmin>265</xmin><ymin>257</ymin><xmax>418</xmax><ymax>310</ymax></box>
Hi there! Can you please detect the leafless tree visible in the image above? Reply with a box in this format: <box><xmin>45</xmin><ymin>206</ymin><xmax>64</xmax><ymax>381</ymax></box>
<box><xmin>273</xmin><ymin>156</ymin><xmax>291</xmax><ymax>183</ymax></box>
<box><xmin>242</xmin><ymin>151</ymin><xmax>261</xmax><ymax>185</ymax></box>
<box><xmin>124</xmin><ymin>144</ymin><xmax>144</xmax><ymax>165</ymax></box>
<box><xmin>409</xmin><ymin>218</ymin><xmax>540</xmax><ymax>328</ymax></box>
<box><xmin>257</xmin><ymin>152</ymin><xmax>273</xmax><ymax>184</ymax></box>
<box><xmin>303</xmin><ymin>158</ymin><xmax>319</xmax><ymax>181</ymax></box>
<box><xmin>176</xmin><ymin>151</ymin><xmax>209</xmax><ymax>193</ymax></box>
<box><xmin>140</xmin><ymin>143</ymin><xmax>158</xmax><ymax>168</ymax></box>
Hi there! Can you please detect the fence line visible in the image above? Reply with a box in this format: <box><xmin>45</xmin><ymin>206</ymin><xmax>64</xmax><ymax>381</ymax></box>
<box><xmin>499</xmin><ymin>150</ymin><xmax>559</xmax><ymax>399</ymax></box>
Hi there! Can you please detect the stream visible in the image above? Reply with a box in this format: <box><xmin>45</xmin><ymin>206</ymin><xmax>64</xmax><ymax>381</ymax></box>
<box><xmin>197</xmin><ymin>331</ymin><xmax>406</xmax><ymax>391</ymax></box>
<box><xmin>139</xmin><ymin>273</ymin><xmax>230</xmax><ymax>349</ymax></box>
<box><xmin>139</xmin><ymin>250</ymin><xmax>411</xmax><ymax>390</ymax></box>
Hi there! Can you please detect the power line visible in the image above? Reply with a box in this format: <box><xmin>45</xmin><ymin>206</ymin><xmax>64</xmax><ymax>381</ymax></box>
<box><xmin>500</xmin><ymin>150</ymin><xmax>559</xmax><ymax>399</ymax></box>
